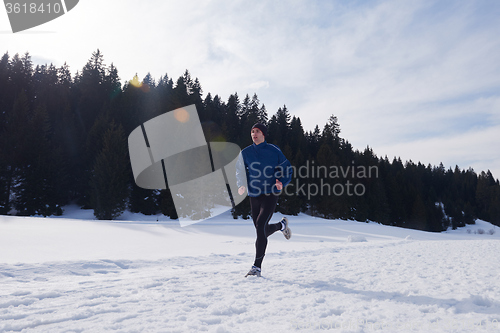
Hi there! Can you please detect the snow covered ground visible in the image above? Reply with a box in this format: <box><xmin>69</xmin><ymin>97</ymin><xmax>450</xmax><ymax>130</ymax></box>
<box><xmin>1</xmin><ymin>207</ymin><xmax>500</xmax><ymax>332</ymax></box>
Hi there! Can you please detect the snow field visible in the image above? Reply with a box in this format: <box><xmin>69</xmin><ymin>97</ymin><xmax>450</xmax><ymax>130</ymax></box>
<box><xmin>1</xmin><ymin>211</ymin><xmax>500</xmax><ymax>332</ymax></box>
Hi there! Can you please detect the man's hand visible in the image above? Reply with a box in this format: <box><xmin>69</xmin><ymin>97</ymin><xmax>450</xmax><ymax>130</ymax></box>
<box><xmin>276</xmin><ymin>179</ymin><xmax>283</xmax><ymax>191</ymax></box>
<box><xmin>238</xmin><ymin>186</ymin><xmax>246</xmax><ymax>195</ymax></box>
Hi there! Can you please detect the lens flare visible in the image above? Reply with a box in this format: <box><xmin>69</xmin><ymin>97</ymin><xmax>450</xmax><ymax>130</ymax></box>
<box><xmin>174</xmin><ymin>108</ymin><xmax>190</xmax><ymax>123</ymax></box>
<box><xmin>129</xmin><ymin>75</ymin><xmax>142</xmax><ymax>88</ymax></box>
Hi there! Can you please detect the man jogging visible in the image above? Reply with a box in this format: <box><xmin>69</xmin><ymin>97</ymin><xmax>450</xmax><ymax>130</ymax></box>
<box><xmin>236</xmin><ymin>123</ymin><xmax>292</xmax><ymax>277</ymax></box>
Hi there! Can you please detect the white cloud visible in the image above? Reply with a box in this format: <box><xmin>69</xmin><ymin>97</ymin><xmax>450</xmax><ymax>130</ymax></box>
<box><xmin>247</xmin><ymin>80</ymin><xmax>270</xmax><ymax>90</ymax></box>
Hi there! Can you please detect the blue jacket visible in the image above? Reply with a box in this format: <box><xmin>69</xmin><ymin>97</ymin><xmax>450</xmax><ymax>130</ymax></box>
<box><xmin>236</xmin><ymin>141</ymin><xmax>292</xmax><ymax>197</ymax></box>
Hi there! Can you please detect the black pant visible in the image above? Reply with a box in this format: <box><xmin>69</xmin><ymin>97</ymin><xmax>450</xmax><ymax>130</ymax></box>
<box><xmin>250</xmin><ymin>193</ymin><xmax>282</xmax><ymax>268</ymax></box>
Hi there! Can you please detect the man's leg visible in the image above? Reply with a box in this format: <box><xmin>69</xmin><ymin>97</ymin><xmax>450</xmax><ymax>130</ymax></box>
<box><xmin>251</xmin><ymin>194</ymin><xmax>280</xmax><ymax>268</ymax></box>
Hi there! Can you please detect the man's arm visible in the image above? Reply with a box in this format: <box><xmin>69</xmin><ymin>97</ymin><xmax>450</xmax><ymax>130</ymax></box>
<box><xmin>275</xmin><ymin>153</ymin><xmax>292</xmax><ymax>188</ymax></box>
<box><xmin>235</xmin><ymin>152</ymin><xmax>247</xmax><ymax>193</ymax></box>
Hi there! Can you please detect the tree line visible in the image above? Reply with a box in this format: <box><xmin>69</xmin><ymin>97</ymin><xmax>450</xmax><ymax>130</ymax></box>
<box><xmin>1</xmin><ymin>50</ymin><xmax>499</xmax><ymax>231</ymax></box>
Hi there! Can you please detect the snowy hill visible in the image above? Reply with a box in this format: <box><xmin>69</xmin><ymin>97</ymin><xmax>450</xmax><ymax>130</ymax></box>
<box><xmin>1</xmin><ymin>208</ymin><xmax>500</xmax><ymax>332</ymax></box>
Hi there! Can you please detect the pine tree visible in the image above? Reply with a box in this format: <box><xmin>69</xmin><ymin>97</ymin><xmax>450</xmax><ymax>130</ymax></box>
<box><xmin>322</xmin><ymin>115</ymin><xmax>341</xmax><ymax>144</ymax></box>
<box><xmin>0</xmin><ymin>52</ymin><xmax>10</xmax><ymax>121</ymax></box>
<box><xmin>172</xmin><ymin>75</ymin><xmax>191</xmax><ymax>109</ymax></box>
<box><xmin>156</xmin><ymin>73</ymin><xmax>175</xmax><ymax>114</ymax></box>
<box><xmin>224</xmin><ymin>93</ymin><xmax>241</xmax><ymax>143</ymax></box>
<box><xmin>274</xmin><ymin>105</ymin><xmax>291</xmax><ymax>147</ymax></box>
<box><xmin>239</xmin><ymin>93</ymin><xmax>260</xmax><ymax>146</ymax></box>
<box><xmin>9</xmin><ymin>52</ymin><xmax>34</xmax><ymax>101</ymax></box>
<box><xmin>75</xmin><ymin>49</ymin><xmax>108</xmax><ymax>132</ymax></box>
<box><xmin>257</xmin><ymin>103</ymin><xmax>268</xmax><ymax>125</ymax></box>
<box><xmin>104</xmin><ymin>63</ymin><xmax>122</xmax><ymax>100</ymax></box>
<box><xmin>0</xmin><ymin>91</ymin><xmax>31</xmax><ymax>213</ymax></box>
<box><xmin>15</xmin><ymin>105</ymin><xmax>65</xmax><ymax>216</ymax></box>
<box><xmin>305</xmin><ymin>125</ymin><xmax>321</xmax><ymax>160</ymax></box>
<box><xmin>90</xmin><ymin>122</ymin><xmax>130</xmax><ymax>220</ymax></box>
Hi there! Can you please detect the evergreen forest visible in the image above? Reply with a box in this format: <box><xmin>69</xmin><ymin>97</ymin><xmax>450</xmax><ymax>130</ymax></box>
<box><xmin>1</xmin><ymin>50</ymin><xmax>499</xmax><ymax>231</ymax></box>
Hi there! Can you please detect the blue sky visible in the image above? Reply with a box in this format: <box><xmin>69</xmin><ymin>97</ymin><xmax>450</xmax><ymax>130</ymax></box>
<box><xmin>2</xmin><ymin>0</ymin><xmax>500</xmax><ymax>179</ymax></box>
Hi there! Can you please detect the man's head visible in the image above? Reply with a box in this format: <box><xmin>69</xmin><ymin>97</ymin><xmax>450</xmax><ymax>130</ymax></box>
<box><xmin>251</xmin><ymin>123</ymin><xmax>267</xmax><ymax>145</ymax></box>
